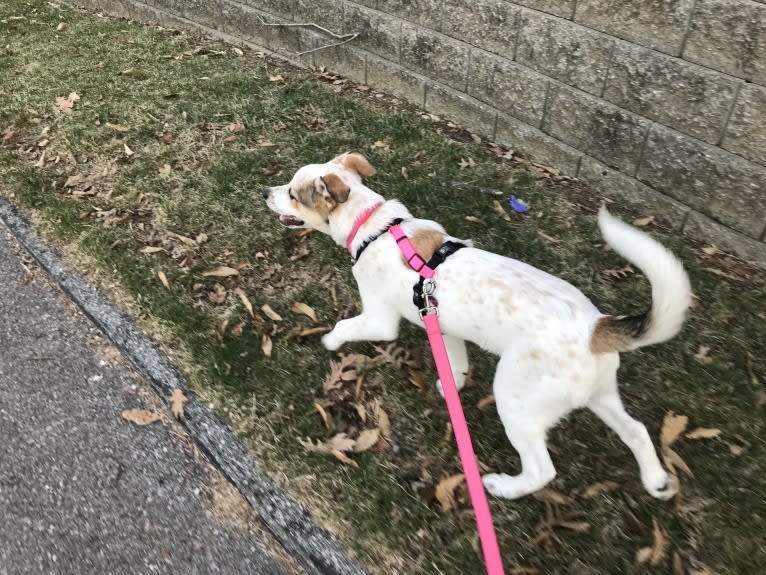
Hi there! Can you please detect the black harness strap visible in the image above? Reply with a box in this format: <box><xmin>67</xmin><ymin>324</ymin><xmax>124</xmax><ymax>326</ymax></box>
<box><xmin>412</xmin><ymin>240</ymin><xmax>467</xmax><ymax>309</ymax></box>
<box><xmin>354</xmin><ymin>218</ymin><xmax>403</xmax><ymax>262</ymax></box>
<box><xmin>354</xmin><ymin>219</ymin><xmax>467</xmax><ymax>310</ymax></box>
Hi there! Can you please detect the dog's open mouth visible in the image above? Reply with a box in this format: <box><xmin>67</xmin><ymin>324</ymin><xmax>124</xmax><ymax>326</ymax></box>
<box><xmin>279</xmin><ymin>215</ymin><xmax>305</xmax><ymax>227</ymax></box>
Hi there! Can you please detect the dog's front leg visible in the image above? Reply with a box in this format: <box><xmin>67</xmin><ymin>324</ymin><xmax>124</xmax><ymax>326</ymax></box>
<box><xmin>322</xmin><ymin>305</ymin><xmax>400</xmax><ymax>350</ymax></box>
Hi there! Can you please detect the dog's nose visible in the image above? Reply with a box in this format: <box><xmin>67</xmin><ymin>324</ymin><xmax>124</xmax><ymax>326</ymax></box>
<box><xmin>262</xmin><ymin>188</ymin><xmax>271</xmax><ymax>200</ymax></box>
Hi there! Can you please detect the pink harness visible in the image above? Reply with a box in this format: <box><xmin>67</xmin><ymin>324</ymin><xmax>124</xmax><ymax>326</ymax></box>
<box><xmin>388</xmin><ymin>224</ymin><xmax>505</xmax><ymax>575</ymax></box>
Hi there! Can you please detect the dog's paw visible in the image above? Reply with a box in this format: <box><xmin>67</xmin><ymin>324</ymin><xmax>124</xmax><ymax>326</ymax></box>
<box><xmin>646</xmin><ymin>473</ymin><xmax>678</xmax><ymax>500</ymax></box>
<box><xmin>482</xmin><ymin>473</ymin><xmax>516</xmax><ymax>499</ymax></box>
<box><xmin>321</xmin><ymin>331</ymin><xmax>342</xmax><ymax>351</ymax></box>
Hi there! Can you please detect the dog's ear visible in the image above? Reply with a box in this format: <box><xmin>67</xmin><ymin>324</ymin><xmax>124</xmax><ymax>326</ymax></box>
<box><xmin>317</xmin><ymin>173</ymin><xmax>351</xmax><ymax>205</ymax></box>
<box><xmin>335</xmin><ymin>152</ymin><xmax>377</xmax><ymax>178</ymax></box>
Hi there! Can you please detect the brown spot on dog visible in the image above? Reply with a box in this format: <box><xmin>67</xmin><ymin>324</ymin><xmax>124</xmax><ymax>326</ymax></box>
<box><xmin>590</xmin><ymin>313</ymin><xmax>651</xmax><ymax>353</ymax></box>
<box><xmin>335</xmin><ymin>152</ymin><xmax>377</xmax><ymax>177</ymax></box>
<box><xmin>293</xmin><ymin>179</ymin><xmax>337</xmax><ymax>220</ymax></box>
<box><xmin>400</xmin><ymin>229</ymin><xmax>446</xmax><ymax>267</ymax></box>
<box><xmin>499</xmin><ymin>295</ymin><xmax>516</xmax><ymax>314</ymax></box>
<box><xmin>320</xmin><ymin>173</ymin><xmax>350</xmax><ymax>203</ymax></box>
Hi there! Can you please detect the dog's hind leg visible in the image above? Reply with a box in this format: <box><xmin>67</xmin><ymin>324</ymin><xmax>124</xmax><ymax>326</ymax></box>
<box><xmin>482</xmin><ymin>356</ymin><xmax>560</xmax><ymax>499</ymax></box>
<box><xmin>436</xmin><ymin>334</ymin><xmax>469</xmax><ymax>396</ymax></box>
<box><xmin>587</xmin><ymin>380</ymin><xmax>677</xmax><ymax>500</ymax></box>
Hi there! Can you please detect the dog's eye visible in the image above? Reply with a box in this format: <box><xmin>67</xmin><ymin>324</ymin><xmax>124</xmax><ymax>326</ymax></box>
<box><xmin>288</xmin><ymin>188</ymin><xmax>296</xmax><ymax>201</ymax></box>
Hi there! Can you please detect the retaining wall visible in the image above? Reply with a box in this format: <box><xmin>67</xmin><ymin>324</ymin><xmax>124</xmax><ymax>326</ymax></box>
<box><xmin>71</xmin><ymin>0</ymin><xmax>766</xmax><ymax>265</ymax></box>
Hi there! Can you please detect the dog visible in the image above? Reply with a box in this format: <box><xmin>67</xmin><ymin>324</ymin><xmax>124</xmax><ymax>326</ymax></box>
<box><xmin>263</xmin><ymin>152</ymin><xmax>691</xmax><ymax>500</ymax></box>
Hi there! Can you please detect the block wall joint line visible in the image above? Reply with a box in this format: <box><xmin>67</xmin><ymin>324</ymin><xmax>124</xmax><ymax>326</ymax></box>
<box><xmin>678</xmin><ymin>0</ymin><xmax>700</xmax><ymax>59</ymax></box>
<box><xmin>717</xmin><ymin>81</ymin><xmax>744</xmax><ymax>148</ymax></box>
<box><xmin>634</xmin><ymin>123</ymin><xmax>653</xmax><ymax>179</ymax></box>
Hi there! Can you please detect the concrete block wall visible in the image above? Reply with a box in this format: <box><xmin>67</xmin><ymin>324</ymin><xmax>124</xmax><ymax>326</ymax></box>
<box><xmin>71</xmin><ymin>0</ymin><xmax>766</xmax><ymax>265</ymax></box>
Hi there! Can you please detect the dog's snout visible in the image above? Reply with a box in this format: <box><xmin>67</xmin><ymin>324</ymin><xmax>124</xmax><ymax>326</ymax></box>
<box><xmin>262</xmin><ymin>188</ymin><xmax>271</xmax><ymax>200</ymax></box>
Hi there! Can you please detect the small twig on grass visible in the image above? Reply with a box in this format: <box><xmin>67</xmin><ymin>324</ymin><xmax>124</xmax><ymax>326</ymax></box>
<box><xmin>253</xmin><ymin>13</ymin><xmax>359</xmax><ymax>57</ymax></box>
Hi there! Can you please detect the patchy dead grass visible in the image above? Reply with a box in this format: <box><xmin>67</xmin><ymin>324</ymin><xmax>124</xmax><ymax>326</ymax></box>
<box><xmin>2</xmin><ymin>2</ymin><xmax>765</xmax><ymax>574</ymax></box>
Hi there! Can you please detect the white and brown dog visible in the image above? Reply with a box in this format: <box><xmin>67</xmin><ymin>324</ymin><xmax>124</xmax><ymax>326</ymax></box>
<box><xmin>263</xmin><ymin>152</ymin><xmax>691</xmax><ymax>500</ymax></box>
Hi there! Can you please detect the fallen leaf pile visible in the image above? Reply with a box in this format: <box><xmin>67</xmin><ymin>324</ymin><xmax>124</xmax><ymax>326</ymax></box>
<box><xmin>300</xmin><ymin>343</ymin><xmax>425</xmax><ymax>467</ymax></box>
<box><xmin>530</xmin><ymin>489</ymin><xmax>590</xmax><ymax>548</ymax></box>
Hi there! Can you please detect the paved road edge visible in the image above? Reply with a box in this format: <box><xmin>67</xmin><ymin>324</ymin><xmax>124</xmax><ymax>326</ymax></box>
<box><xmin>0</xmin><ymin>197</ymin><xmax>367</xmax><ymax>575</ymax></box>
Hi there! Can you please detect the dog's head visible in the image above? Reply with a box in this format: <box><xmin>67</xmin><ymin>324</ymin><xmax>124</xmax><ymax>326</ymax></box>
<box><xmin>262</xmin><ymin>152</ymin><xmax>377</xmax><ymax>235</ymax></box>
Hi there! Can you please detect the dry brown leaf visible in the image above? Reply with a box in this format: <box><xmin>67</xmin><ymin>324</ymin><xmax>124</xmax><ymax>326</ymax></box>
<box><xmin>477</xmin><ymin>394</ymin><xmax>496</xmax><ymax>410</ymax></box>
<box><xmin>689</xmin><ymin>564</ymin><xmax>719</xmax><ymax>575</ymax></box>
<box><xmin>725</xmin><ymin>441</ymin><xmax>745</xmax><ymax>456</ymax></box>
<box><xmin>377</xmin><ymin>407</ymin><xmax>391</xmax><ymax>438</ymax></box>
<box><xmin>537</xmin><ymin>231</ymin><xmax>561</xmax><ymax>244</ymax></box>
<box><xmin>557</xmin><ymin>520</ymin><xmax>590</xmax><ymax>533</ymax></box>
<box><xmin>56</xmin><ymin>22</ymin><xmax>69</xmax><ymax>31</ymax></box>
<box><xmin>121</xmin><ymin>408</ymin><xmax>160</xmax><ymax>426</ymax></box>
<box><xmin>435</xmin><ymin>474</ymin><xmax>465</xmax><ymax>512</ymax></box>
<box><xmin>167</xmin><ymin>232</ymin><xmax>196</xmax><ymax>245</ymax></box>
<box><xmin>458</xmin><ymin>156</ymin><xmax>475</xmax><ymax>169</ymax></box>
<box><xmin>203</xmin><ymin>266</ymin><xmax>239</xmax><ymax>278</ymax></box>
<box><xmin>268</xmin><ymin>74</ymin><xmax>285</xmax><ymax>82</ymax></box>
<box><xmin>581</xmin><ymin>480</ymin><xmax>619</xmax><ymax>498</ymax></box>
<box><xmin>408</xmin><ymin>368</ymin><xmax>426</xmax><ymax>395</ymax></box>
<box><xmin>169</xmin><ymin>388</ymin><xmax>187</xmax><ymax>419</ymax></box>
<box><xmin>314</xmin><ymin>402</ymin><xmax>333</xmax><ymax>430</ymax></box>
<box><xmin>123</xmin><ymin>142</ymin><xmax>134</xmax><ymax>157</ymax></box>
<box><xmin>140</xmin><ymin>246</ymin><xmax>164</xmax><ymax>254</ymax></box>
<box><xmin>207</xmin><ymin>283</ymin><xmax>227</xmax><ymax>304</ymax></box>
<box><xmin>672</xmin><ymin>551</ymin><xmax>683</xmax><ymax>575</ymax></box>
<box><xmin>633</xmin><ymin>215</ymin><xmax>655</xmax><ymax>227</ymax></box>
<box><xmin>35</xmin><ymin>150</ymin><xmax>47</xmax><ymax>168</ymax></box>
<box><xmin>532</xmin><ymin>488</ymin><xmax>573</xmax><ymax>505</ymax></box>
<box><xmin>636</xmin><ymin>547</ymin><xmax>653</xmax><ymax>564</ymax></box>
<box><xmin>261</xmin><ymin>334</ymin><xmax>273</xmax><ymax>358</ymax></box>
<box><xmin>685</xmin><ymin>427</ymin><xmax>722</xmax><ymax>440</ymax></box>
<box><xmin>636</xmin><ymin>518</ymin><xmax>668</xmax><ymax>566</ymax></box>
<box><xmin>54</xmin><ymin>92</ymin><xmax>79</xmax><ymax>113</ymax></box>
<box><xmin>234</xmin><ymin>288</ymin><xmax>255</xmax><ymax>318</ymax></box>
<box><xmin>331</xmin><ymin>450</ymin><xmax>359</xmax><ymax>468</ymax></box>
<box><xmin>105</xmin><ymin>122</ymin><xmax>130</xmax><ymax>132</ymax></box>
<box><xmin>301</xmin><ymin>433</ymin><xmax>356</xmax><ymax>454</ymax></box>
<box><xmin>492</xmin><ymin>200</ymin><xmax>511</xmax><ymax>222</ymax></box>
<box><xmin>694</xmin><ymin>345</ymin><xmax>713</xmax><ymax>365</ymax></box>
<box><xmin>354</xmin><ymin>428</ymin><xmax>381</xmax><ymax>453</ymax></box>
<box><xmin>261</xmin><ymin>304</ymin><xmax>283</xmax><ymax>322</ymax></box>
<box><xmin>601</xmin><ymin>264</ymin><xmax>635</xmax><ymax>280</ymax></box>
<box><xmin>662</xmin><ymin>446</ymin><xmax>694</xmax><ymax>477</ymax></box>
<box><xmin>64</xmin><ymin>174</ymin><xmax>84</xmax><ymax>187</ymax></box>
<box><xmin>157</xmin><ymin>270</ymin><xmax>170</xmax><ymax>289</ymax></box>
<box><xmin>371</xmin><ymin>140</ymin><xmax>390</xmax><ymax>150</ymax></box>
<box><xmin>293</xmin><ymin>326</ymin><xmax>332</xmax><ymax>338</ymax></box>
<box><xmin>464</xmin><ymin>215</ymin><xmax>486</xmax><ymax>225</ymax></box>
<box><xmin>291</xmin><ymin>302</ymin><xmax>318</xmax><ymax>322</ymax></box>
<box><xmin>660</xmin><ymin>412</ymin><xmax>688</xmax><ymax>448</ymax></box>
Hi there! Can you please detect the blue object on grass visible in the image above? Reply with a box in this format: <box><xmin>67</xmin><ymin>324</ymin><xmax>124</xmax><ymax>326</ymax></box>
<box><xmin>509</xmin><ymin>195</ymin><xmax>529</xmax><ymax>213</ymax></box>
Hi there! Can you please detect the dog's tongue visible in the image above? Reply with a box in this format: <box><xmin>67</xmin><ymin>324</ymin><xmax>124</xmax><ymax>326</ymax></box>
<box><xmin>279</xmin><ymin>215</ymin><xmax>305</xmax><ymax>227</ymax></box>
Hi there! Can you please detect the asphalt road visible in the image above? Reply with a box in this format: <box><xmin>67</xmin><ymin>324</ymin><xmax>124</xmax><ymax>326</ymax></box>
<box><xmin>0</xmin><ymin>220</ymin><xmax>309</xmax><ymax>574</ymax></box>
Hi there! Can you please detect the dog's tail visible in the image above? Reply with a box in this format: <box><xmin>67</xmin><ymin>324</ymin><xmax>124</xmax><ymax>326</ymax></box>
<box><xmin>590</xmin><ymin>207</ymin><xmax>691</xmax><ymax>354</ymax></box>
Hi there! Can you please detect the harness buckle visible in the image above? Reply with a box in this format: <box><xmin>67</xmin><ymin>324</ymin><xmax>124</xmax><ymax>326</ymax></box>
<box><xmin>419</xmin><ymin>278</ymin><xmax>439</xmax><ymax>317</ymax></box>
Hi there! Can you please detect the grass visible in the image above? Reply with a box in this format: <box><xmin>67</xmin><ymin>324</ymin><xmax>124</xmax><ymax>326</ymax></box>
<box><xmin>2</xmin><ymin>2</ymin><xmax>765</xmax><ymax>573</ymax></box>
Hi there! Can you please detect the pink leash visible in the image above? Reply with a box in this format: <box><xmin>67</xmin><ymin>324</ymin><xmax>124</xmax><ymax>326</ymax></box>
<box><xmin>388</xmin><ymin>225</ymin><xmax>505</xmax><ymax>575</ymax></box>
